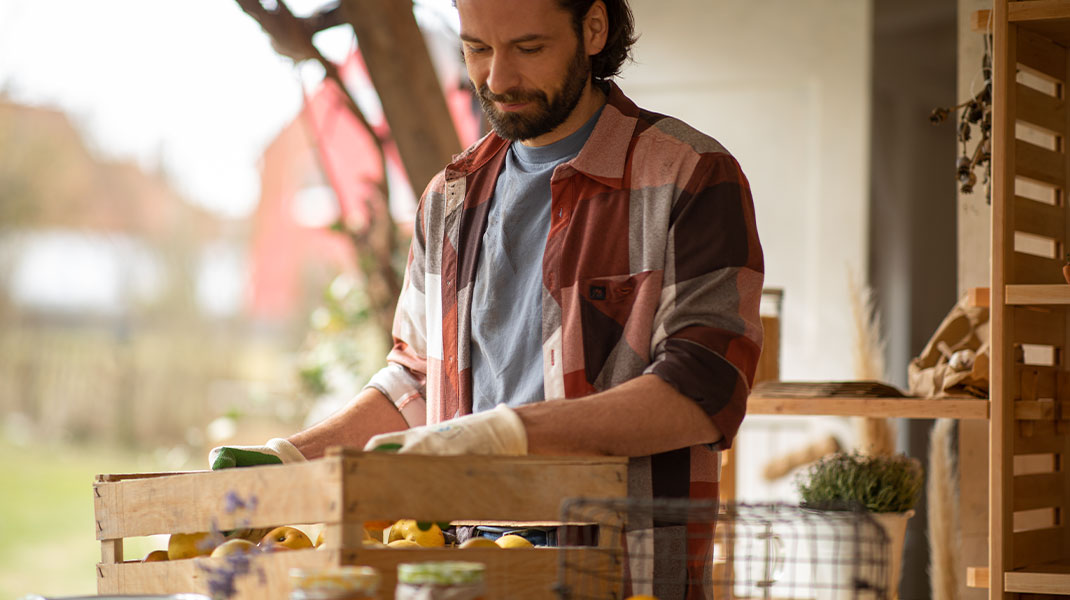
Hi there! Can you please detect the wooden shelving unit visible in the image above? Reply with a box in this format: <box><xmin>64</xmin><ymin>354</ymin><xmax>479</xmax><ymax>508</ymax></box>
<box><xmin>747</xmin><ymin>395</ymin><xmax>989</xmax><ymax>420</ymax></box>
<box><xmin>988</xmin><ymin>1</ymin><xmax>1070</xmax><ymax>596</ymax></box>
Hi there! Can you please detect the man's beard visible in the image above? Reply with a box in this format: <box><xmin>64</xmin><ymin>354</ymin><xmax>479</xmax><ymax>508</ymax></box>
<box><xmin>477</xmin><ymin>45</ymin><xmax>591</xmax><ymax>142</ymax></box>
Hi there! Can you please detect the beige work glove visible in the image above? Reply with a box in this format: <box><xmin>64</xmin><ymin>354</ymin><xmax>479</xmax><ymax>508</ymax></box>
<box><xmin>363</xmin><ymin>404</ymin><xmax>528</xmax><ymax>456</ymax></box>
<box><xmin>209</xmin><ymin>438</ymin><xmax>307</xmax><ymax>470</ymax></box>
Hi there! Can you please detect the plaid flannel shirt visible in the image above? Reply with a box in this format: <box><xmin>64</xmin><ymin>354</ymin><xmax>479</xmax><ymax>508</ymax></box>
<box><xmin>368</xmin><ymin>82</ymin><xmax>763</xmax><ymax>505</ymax></box>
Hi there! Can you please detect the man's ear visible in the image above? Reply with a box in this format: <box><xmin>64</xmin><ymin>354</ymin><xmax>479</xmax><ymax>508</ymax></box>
<box><xmin>584</xmin><ymin>0</ymin><xmax>609</xmax><ymax>56</ymax></box>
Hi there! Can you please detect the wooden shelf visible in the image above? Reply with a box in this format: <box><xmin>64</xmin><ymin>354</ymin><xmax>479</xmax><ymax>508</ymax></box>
<box><xmin>1005</xmin><ymin>283</ymin><xmax>1070</xmax><ymax>304</ymax></box>
<box><xmin>748</xmin><ymin>395</ymin><xmax>989</xmax><ymax>420</ymax></box>
<box><xmin>1005</xmin><ymin>561</ymin><xmax>1070</xmax><ymax>595</ymax></box>
<box><xmin>1009</xmin><ymin>1</ymin><xmax>1070</xmax><ymax>44</ymax></box>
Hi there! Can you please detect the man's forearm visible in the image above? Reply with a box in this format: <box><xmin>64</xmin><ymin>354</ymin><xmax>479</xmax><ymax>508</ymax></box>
<box><xmin>287</xmin><ymin>387</ymin><xmax>409</xmax><ymax>459</ymax></box>
<box><xmin>515</xmin><ymin>374</ymin><xmax>722</xmax><ymax>457</ymax></box>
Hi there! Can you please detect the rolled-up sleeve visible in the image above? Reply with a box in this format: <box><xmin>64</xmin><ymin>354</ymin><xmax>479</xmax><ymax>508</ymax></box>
<box><xmin>363</xmin><ymin>180</ymin><xmax>437</xmax><ymax>428</ymax></box>
<box><xmin>643</xmin><ymin>153</ymin><xmax>764</xmax><ymax>450</ymax></box>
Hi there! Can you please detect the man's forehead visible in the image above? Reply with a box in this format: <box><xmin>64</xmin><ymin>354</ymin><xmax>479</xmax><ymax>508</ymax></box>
<box><xmin>456</xmin><ymin>0</ymin><xmax>572</xmax><ymax>40</ymax></box>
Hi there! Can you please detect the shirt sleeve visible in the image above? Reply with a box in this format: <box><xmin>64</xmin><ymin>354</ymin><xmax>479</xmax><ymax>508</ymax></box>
<box><xmin>362</xmin><ymin>178</ymin><xmax>437</xmax><ymax>428</ymax></box>
<box><xmin>643</xmin><ymin>152</ymin><xmax>764</xmax><ymax>450</ymax></box>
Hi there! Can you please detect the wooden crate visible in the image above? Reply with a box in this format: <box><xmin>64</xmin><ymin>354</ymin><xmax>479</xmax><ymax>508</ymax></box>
<box><xmin>95</xmin><ymin>448</ymin><xmax>628</xmax><ymax>599</ymax></box>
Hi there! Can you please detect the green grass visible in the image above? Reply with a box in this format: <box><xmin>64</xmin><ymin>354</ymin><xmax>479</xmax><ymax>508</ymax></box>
<box><xmin>0</xmin><ymin>438</ymin><xmax>170</xmax><ymax>598</ymax></box>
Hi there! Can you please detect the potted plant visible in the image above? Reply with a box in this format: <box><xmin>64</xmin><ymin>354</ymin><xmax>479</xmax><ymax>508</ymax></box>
<box><xmin>796</xmin><ymin>451</ymin><xmax>923</xmax><ymax>600</ymax></box>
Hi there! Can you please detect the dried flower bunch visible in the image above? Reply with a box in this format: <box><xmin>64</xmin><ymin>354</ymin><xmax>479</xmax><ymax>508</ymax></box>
<box><xmin>796</xmin><ymin>451</ymin><xmax>923</xmax><ymax>514</ymax></box>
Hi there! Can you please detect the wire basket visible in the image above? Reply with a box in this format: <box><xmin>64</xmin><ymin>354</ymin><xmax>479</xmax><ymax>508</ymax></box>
<box><xmin>555</xmin><ymin>500</ymin><xmax>891</xmax><ymax>600</ymax></box>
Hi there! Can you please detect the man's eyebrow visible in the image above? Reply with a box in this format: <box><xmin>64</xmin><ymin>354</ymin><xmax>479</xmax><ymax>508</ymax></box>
<box><xmin>459</xmin><ymin>33</ymin><xmax>550</xmax><ymax>45</ymax></box>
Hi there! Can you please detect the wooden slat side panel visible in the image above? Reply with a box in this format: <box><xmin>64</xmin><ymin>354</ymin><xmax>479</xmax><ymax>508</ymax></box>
<box><xmin>1016</xmin><ymin>196</ymin><xmax>1067</xmax><ymax>240</ymax></box>
<box><xmin>1005</xmin><ymin>570</ymin><xmax>1070</xmax><ymax>595</ymax></box>
<box><xmin>1016</xmin><ymin>138</ymin><xmax>1066</xmax><ymax>186</ymax></box>
<box><xmin>1012</xmin><ymin>526</ymin><xmax>1065</xmax><ymax>569</ymax></box>
<box><xmin>1013</xmin><ymin>251</ymin><xmax>1066</xmax><ymax>284</ymax></box>
<box><xmin>1018</xmin><ymin>26</ymin><xmax>1069</xmax><ymax>82</ymax></box>
<box><xmin>1013</xmin><ymin>307</ymin><xmax>1067</xmax><ymax>347</ymax></box>
<box><xmin>1018</xmin><ymin>82</ymin><xmax>1067</xmax><ymax>133</ymax></box>
<box><xmin>1013</xmin><ymin>473</ymin><xmax>1065</xmax><ymax>511</ymax></box>
<box><xmin>99</xmin><ymin>548</ymin><xmax>330</xmax><ymax>600</ymax></box>
<box><xmin>1016</xmin><ymin>421</ymin><xmax>1070</xmax><ymax>454</ymax></box>
<box><xmin>992</xmin><ymin>5</ymin><xmax>1016</xmax><ymax>596</ymax></box>
<box><xmin>1017</xmin><ymin>364</ymin><xmax>1060</xmax><ymax>399</ymax></box>
<box><xmin>338</xmin><ymin>453</ymin><xmax>628</xmax><ymax>523</ymax></box>
<box><xmin>95</xmin><ymin>460</ymin><xmax>339</xmax><ymax>539</ymax></box>
<box><xmin>746</xmin><ymin>396</ymin><xmax>989</xmax><ymax>419</ymax></box>
<box><xmin>347</xmin><ymin>547</ymin><xmax>617</xmax><ymax>600</ymax></box>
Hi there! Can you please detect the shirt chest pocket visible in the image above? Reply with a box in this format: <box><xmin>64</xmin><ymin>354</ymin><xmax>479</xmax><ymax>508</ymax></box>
<box><xmin>577</xmin><ymin>271</ymin><xmax>661</xmax><ymax>386</ymax></box>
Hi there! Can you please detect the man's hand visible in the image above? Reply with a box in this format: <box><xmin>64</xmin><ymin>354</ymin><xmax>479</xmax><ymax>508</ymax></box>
<box><xmin>209</xmin><ymin>438</ymin><xmax>307</xmax><ymax>470</ymax></box>
<box><xmin>363</xmin><ymin>405</ymin><xmax>527</xmax><ymax>456</ymax></box>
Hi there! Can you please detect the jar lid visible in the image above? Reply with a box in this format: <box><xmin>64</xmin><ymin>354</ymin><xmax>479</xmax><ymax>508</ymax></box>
<box><xmin>290</xmin><ymin>566</ymin><xmax>380</xmax><ymax>593</ymax></box>
<box><xmin>397</xmin><ymin>561</ymin><xmax>485</xmax><ymax>585</ymax></box>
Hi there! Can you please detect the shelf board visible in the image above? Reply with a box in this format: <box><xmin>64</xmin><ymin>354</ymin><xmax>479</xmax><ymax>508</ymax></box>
<box><xmin>1005</xmin><ymin>561</ymin><xmax>1070</xmax><ymax>595</ymax></box>
<box><xmin>1005</xmin><ymin>284</ymin><xmax>1070</xmax><ymax>304</ymax></box>
<box><xmin>1008</xmin><ymin>1</ymin><xmax>1070</xmax><ymax>45</ymax></box>
<box><xmin>748</xmin><ymin>395</ymin><xmax>989</xmax><ymax>420</ymax></box>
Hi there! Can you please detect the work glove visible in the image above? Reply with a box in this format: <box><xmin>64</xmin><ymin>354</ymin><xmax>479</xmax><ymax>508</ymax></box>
<box><xmin>364</xmin><ymin>404</ymin><xmax>528</xmax><ymax>456</ymax></box>
<box><xmin>209</xmin><ymin>438</ymin><xmax>307</xmax><ymax>470</ymax></box>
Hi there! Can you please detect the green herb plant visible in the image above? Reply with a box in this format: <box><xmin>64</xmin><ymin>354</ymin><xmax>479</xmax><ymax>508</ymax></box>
<box><xmin>796</xmin><ymin>452</ymin><xmax>923</xmax><ymax>513</ymax></box>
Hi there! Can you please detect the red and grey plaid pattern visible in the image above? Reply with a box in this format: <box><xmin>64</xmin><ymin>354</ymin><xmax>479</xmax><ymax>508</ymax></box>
<box><xmin>369</xmin><ymin>84</ymin><xmax>763</xmax><ymax>594</ymax></box>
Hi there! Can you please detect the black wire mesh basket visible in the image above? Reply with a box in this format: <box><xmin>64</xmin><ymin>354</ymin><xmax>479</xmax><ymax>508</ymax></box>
<box><xmin>555</xmin><ymin>500</ymin><xmax>891</xmax><ymax>600</ymax></box>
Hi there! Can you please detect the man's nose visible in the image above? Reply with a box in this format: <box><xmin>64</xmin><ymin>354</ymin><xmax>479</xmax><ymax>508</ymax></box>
<box><xmin>486</xmin><ymin>53</ymin><xmax>520</xmax><ymax>95</ymax></box>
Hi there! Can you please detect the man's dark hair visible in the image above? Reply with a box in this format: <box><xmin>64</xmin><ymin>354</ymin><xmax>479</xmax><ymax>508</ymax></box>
<box><xmin>558</xmin><ymin>0</ymin><xmax>636</xmax><ymax>82</ymax></box>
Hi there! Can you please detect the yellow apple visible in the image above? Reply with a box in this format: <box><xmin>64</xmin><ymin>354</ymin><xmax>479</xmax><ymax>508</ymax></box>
<box><xmin>210</xmin><ymin>538</ymin><xmax>258</xmax><ymax>558</ymax></box>
<box><xmin>168</xmin><ymin>532</ymin><xmax>223</xmax><ymax>560</ymax></box>
<box><xmin>142</xmin><ymin>550</ymin><xmax>169</xmax><ymax>562</ymax></box>
<box><xmin>387</xmin><ymin>539</ymin><xmax>422</xmax><ymax>549</ymax></box>
<box><xmin>494</xmin><ymin>534</ymin><xmax>534</xmax><ymax>549</ymax></box>
<box><xmin>258</xmin><ymin>526</ymin><xmax>313</xmax><ymax>552</ymax></box>
<box><xmin>385</xmin><ymin>520</ymin><xmax>445</xmax><ymax>548</ymax></box>
<box><xmin>459</xmin><ymin>537</ymin><xmax>499</xmax><ymax>549</ymax></box>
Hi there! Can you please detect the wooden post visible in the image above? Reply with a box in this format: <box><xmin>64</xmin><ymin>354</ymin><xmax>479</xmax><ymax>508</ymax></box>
<box><xmin>339</xmin><ymin>0</ymin><xmax>463</xmax><ymax>195</ymax></box>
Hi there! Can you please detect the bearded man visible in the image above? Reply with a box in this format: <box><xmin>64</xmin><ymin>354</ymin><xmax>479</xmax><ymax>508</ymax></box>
<box><xmin>213</xmin><ymin>1</ymin><xmax>763</xmax><ymax>596</ymax></box>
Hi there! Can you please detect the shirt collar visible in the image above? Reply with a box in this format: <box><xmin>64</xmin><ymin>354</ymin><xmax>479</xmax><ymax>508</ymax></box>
<box><xmin>446</xmin><ymin>81</ymin><xmax>638</xmax><ymax>190</ymax></box>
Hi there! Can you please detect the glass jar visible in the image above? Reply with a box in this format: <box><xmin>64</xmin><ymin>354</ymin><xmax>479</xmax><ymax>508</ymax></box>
<box><xmin>395</xmin><ymin>561</ymin><xmax>487</xmax><ymax>600</ymax></box>
<box><xmin>289</xmin><ymin>566</ymin><xmax>380</xmax><ymax>600</ymax></box>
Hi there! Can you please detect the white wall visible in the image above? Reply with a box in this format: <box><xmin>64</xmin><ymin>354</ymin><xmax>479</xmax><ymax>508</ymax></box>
<box><xmin>618</xmin><ymin>0</ymin><xmax>873</xmax><ymax>381</ymax></box>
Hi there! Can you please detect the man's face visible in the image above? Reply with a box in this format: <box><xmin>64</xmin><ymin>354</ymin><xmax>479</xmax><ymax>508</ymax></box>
<box><xmin>457</xmin><ymin>0</ymin><xmax>594</xmax><ymax>143</ymax></box>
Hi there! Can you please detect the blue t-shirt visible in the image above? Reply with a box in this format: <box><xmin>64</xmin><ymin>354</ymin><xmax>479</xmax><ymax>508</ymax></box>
<box><xmin>470</xmin><ymin>108</ymin><xmax>603</xmax><ymax>413</ymax></box>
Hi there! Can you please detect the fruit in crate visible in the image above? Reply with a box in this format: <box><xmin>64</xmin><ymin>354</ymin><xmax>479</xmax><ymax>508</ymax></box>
<box><xmin>142</xmin><ymin>550</ymin><xmax>169</xmax><ymax>562</ymax></box>
<box><xmin>210</xmin><ymin>538</ymin><xmax>259</xmax><ymax>558</ymax></box>
<box><xmin>458</xmin><ymin>537</ymin><xmax>499</xmax><ymax>549</ymax></box>
<box><xmin>494</xmin><ymin>534</ymin><xmax>534</xmax><ymax>548</ymax></box>
<box><xmin>259</xmin><ymin>526</ymin><xmax>314</xmax><ymax>551</ymax></box>
<box><xmin>168</xmin><ymin>531</ymin><xmax>224</xmax><ymax>560</ymax></box>
<box><xmin>387</xmin><ymin>539</ymin><xmax>423</xmax><ymax>549</ymax></box>
<box><xmin>385</xmin><ymin>519</ymin><xmax>445</xmax><ymax>547</ymax></box>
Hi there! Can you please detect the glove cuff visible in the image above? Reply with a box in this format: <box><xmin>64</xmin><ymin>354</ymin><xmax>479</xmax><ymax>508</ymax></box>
<box><xmin>266</xmin><ymin>438</ymin><xmax>308</xmax><ymax>463</ymax></box>
<box><xmin>491</xmin><ymin>405</ymin><xmax>528</xmax><ymax>455</ymax></box>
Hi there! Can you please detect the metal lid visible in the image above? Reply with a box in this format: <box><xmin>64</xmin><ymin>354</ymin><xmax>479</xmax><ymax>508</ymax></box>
<box><xmin>397</xmin><ymin>561</ymin><xmax>485</xmax><ymax>585</ymax></box>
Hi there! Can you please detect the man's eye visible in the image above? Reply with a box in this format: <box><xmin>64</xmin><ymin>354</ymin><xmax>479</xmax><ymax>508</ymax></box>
<box><xmin>465</xmin><ymin>46</ymin><xmax>489</xmax><ymax>55</ymax></box>
<box><xmin>518</xmin><ymin>46</ymin><xmax>543</xmax><ymax>54</ymax></box>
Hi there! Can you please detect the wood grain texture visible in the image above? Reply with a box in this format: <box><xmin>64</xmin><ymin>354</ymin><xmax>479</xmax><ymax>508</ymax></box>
<box><xmin>991</xmin><ymin>2</ymin><xmax>1016</xmax><ymax>595</ymax></box>
<box><xmin>332</xmin><ymin>451</ymin><xmax>628</xmax><ymax>523</ymax></box>
<box><xmin>94</xmin><ymin>460</ymin><xmax>338</xmax><ymax>539</ymax></box>
<box><xmin>1017</xmin><ymin>26</ymin><xmax>1068</xmax><ymax>82</ymax></box>
<box><xmin>1013</xmin><ymin>472</ymin><xmax>1064</xmax><ymax>511</ymax></box>
<box><xmin>1006</xmin><ymin>284</ymin><xmax>1070</xmax><ymax>304</ymax></box>
<box><xmin>1015</xmin><ymin>195</ymin><xmax>1066</xmax><ymax>241</ymax></box>
<box><xmin>1013</xmin><ymin>251</ymin><xmax>1065</xmax><ymax>284</ymax></box>
<box><xmin>1017</xmin><ymin>82</ymin><xmax>1066</xmax><ymax>133</ymax></box>
<box><xmin>1013</xmin><ymin>526</ymin><xmax>1066</xmax><ymax>569</ymax></box>
<box><xmin>1017</xmin><ymin>138</ymin><xmax>1066</xmax><ymax>186</ymax></box>
<box><xmin>1005</xmin><ymin>568</ymin><xmax>1070</xmax><ymax>594</ymax></box>
<box><xmin>747</xmin><ymin>396</ymin><xmax>989</xmax><ymax>419</ymax></box>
